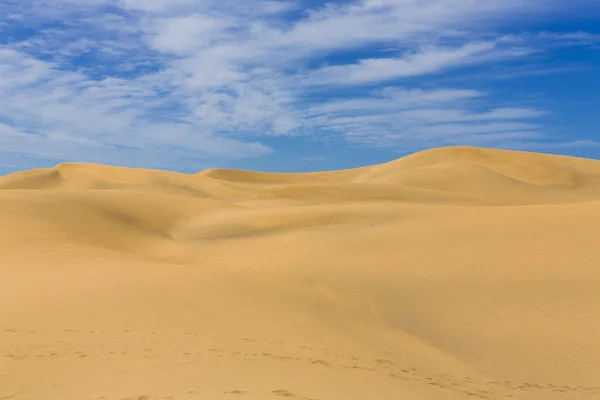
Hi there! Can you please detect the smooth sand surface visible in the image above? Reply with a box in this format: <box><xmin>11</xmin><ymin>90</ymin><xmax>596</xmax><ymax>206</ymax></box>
<box><xmin>1</xmin><ymin>146</ymin><xmax>600</xmax><ymax>400</ymax></box>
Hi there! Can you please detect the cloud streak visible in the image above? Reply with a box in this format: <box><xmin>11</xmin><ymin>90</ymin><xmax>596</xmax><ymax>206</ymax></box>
<box><xmin>308</xmin><ymin>42</ymin><xmax>501</xmax><ymax>85</ymax></box>
<box><xmin>0</xmin><ymin>0</ymin><xmax>598</xmax><ymax>170</ymax></box>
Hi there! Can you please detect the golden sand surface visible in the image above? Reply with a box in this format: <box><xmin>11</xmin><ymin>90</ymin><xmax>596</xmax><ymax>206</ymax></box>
<box><xmin>1</xmin><ymin>146</ymin><xmax>599</xmax><ymax>400</ymax></box>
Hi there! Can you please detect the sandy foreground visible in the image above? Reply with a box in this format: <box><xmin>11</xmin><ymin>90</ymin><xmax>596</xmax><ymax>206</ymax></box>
<box><xmin>1</xmin><ymin>146</ymin><xmax>599</xmax><ymax>400</ymax></box>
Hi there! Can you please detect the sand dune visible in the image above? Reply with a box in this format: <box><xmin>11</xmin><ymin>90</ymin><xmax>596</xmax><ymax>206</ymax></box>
<box><xmin>1</xmin><ymin>146</ymin><xmax>600</xmax><ymax>400</ymax></box>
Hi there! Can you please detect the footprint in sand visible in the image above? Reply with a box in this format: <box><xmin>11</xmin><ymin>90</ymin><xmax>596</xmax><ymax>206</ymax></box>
<box><xmin>270</xmin><ymin>390</ymin><xmax>296</xmax><ymax>397</ymax></box>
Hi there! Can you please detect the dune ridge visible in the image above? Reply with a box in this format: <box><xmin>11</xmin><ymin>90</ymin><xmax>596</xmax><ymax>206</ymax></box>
<box><xmin>1</xmin><ymin>146</ymin><xmax>600</xmax><ymax>400</ymax></box>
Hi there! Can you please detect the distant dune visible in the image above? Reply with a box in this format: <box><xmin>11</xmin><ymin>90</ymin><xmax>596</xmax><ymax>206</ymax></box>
<box><xmin>1</xmin><ymin>146</ymin><xmax>599</xmax><ymax>400</ymax></box>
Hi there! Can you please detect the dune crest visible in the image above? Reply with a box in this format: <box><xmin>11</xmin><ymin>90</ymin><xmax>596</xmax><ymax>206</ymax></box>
<box><xmin>3</xmin><ymin>146</ymin><xmax>600</xmax><ymax>205</ymax></box>
<box><xmin>1</xmin><ymin>146</ymin><xmax>600</xmax><ymax>400</ymax></box>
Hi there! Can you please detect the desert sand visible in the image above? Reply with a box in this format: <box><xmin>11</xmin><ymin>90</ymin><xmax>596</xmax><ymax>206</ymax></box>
<box><xmin>1</xmin><ymin>146</ymin><xmax>600</xmax><ymax>400</ymax></box>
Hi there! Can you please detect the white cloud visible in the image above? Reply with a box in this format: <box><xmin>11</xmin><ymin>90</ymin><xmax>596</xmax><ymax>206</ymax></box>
<box><xmin>0</xmin><ymin>0</ymin><xmax>597</xmax><ymax>170</ymax></box>
<box><xmin>305</xmin><ymin>86</ymin><xmax>546</xmax><ymax>148</ymax></box>
<box><xmin>120</xmin><ymin>0</ymin><xmax>296</xmax><ymax>16</ymax></box>
<box><xmin>537</xmin><ymin>31</ymin><xmax>600</xmax><ymax>48</ymax></box>
<box><xmin>0</xmin><ymin>122</ymin><xmax>26</xmax><ymax>138</ymax></box>
<box><xmin>120</xmin><ymin>0</ymin><xmax>202</xmax><ymax>12</ymax></box>
<box><xmin>149</xmin><ymin>14</ymin><xmax>231</xmax><ymax>54</ymax></box>
<box><xmin>309</xmin><ymin>42</ymin><xmax>498</xmax><ymax>84</ymax></box>
<box><xmin>400</xmin><ymin>108</ymin><xmax>547</xmax><ymax>123</ymax></box>
<box><xmin>310</xmin><ymin>88</ymin><xmax>483</xmax><ymax>116</ymax></box>
<box><xmin>0</xmin><ymin>48</ymin><xmax>271</xmax><ymax>167</ymax></box>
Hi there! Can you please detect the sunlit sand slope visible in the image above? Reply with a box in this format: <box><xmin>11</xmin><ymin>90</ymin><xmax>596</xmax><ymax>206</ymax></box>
<box><xmin>1</xmin><ymin>146</ymin><xmax>599</xmax><ymax>400</ymax></box>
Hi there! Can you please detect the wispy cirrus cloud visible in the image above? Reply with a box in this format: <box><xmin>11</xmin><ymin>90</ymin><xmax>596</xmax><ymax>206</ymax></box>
<box><xmin>0</xmin><ymin>0</ymin><xmax>598</xmax><ymax>172</ymax></box>
<box><xmin>303</xmin><ymin>87</ymin><xmax>545</xmax><ymax>149</ymax></box>
<box><xmin>0</xmin><ymin>48</ymin><xmax>271</xmax><ymax>168</ymax></box>
<box><xmin>307</xmin><ymin>42</ymin><xmax>503</xmax><ymax>85</ymax></box>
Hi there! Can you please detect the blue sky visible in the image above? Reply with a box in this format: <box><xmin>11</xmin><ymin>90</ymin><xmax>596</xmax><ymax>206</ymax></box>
<box><xmin>1</xmin><ymin>0</ymin><xmax>600</xmax><ymax>175</ymax></box>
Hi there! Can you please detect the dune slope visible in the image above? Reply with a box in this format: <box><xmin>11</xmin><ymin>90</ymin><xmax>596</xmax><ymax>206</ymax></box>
<box><xmin>1</xmin><ymin>146</ymin><xmax>600</xmax><ymax>400</ymax></box>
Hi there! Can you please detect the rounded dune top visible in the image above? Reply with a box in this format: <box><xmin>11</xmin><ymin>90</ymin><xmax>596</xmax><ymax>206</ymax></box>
<box><xmin>199</xmin><ymin>146</ymin><xmax>600</xmax><ymax>184</ymax></box>
<box><xmin>0</xmin><ymin>162</ymin><xmax>189</xmax><ymax>188</ymax></box>
<box><xmin>362</xmin><ymin>146</ymin><xmax>600</xmax><ymax>186</ymax></box>
<box><xmin>2</xmin><ymin>146</ymin><xmax>600</xmax><ymax>205</ymax></box>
